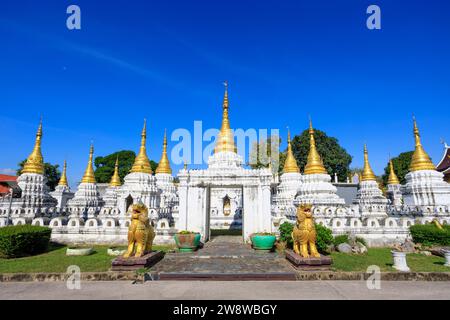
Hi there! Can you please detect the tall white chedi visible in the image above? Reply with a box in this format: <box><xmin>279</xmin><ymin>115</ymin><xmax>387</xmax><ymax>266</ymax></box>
<box><xmin>272</xmin><ymin>129</ymin><xmax>302</xmax><ymax>216</ymax></box>
<box><xmin>386</xmin><ymin>159</ymin><xmax>402</xmax><ymax>206</ymax></box>
<box><xmin>118</xmin><ymin>119</ymin><xmax>159</xmax><ymax>215</ymax></box>
<box><xmin>155</xmin><ymin>130</ymin><xmax>178</xmax><ymax>208</ymax></box>
<box><xmin>102</xmin><ymin>157</ymin><xmax>122</xmax><ymax>209</ymax></box>
<box><xmin>14</xmin><ymin>120</ymin><xmax>57</xmax><ymax>211</ymax></box>
<box><xmin>352</xmin><ymin>144</ymin><xmax>388</xmax><ymax>217</ymax></box>
<box><xmin>50</xmin><ymin>160</ymin><xmax>74</xmax><ymax>210</ymax></box>
<box><xmin>402</xmin><ymin>119</ymin><xmax>450</xmax><ymax>206</ymax></box>
<box><xmin>67</xmin><ymin>144</ymin><xmax>104</xmax><ymax>215</ymax></box>
<box><xmin>295</xmin><ymin>119</ymin><xmax>345</xmax><ymax>206</ymax></box>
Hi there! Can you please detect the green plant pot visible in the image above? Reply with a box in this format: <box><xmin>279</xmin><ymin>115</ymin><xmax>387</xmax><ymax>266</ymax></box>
<box><xmin>251</xmin><ymin>235</ymin><xmax>276</xmax><ymax>251</ymax></box>
<box><xmin>174</xmin><ymin>233</ymin><xmax>201</xmax><ymax>252</ymax></box>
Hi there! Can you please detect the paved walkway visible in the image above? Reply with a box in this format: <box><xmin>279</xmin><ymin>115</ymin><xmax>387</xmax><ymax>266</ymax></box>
<box><xmin>150</xmin><ymin>236</ymin><xmax>296</xmax><ymax>278</ymax></box>
<box><xmin>1</xmin><ymin>281</ymin><xmax>449</xmax><ymax>300</ymax></box>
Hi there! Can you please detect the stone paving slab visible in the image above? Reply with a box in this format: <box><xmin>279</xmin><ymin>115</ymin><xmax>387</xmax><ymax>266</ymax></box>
<box><xmin>149</xmin><ymin>236</ymin><xmax>297</xmax><ymax>279</ymax></box>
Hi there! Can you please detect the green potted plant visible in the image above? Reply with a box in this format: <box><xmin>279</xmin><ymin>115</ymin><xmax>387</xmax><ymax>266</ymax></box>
<box><xmin>174</xmin><ymin>230</ymin><xmax>201</xmax><ymax>252</ymax></box>
<box><xmin>251</xmin><ymin>232</ymin><xmax>276</xmax><ymax>251</ymax></box>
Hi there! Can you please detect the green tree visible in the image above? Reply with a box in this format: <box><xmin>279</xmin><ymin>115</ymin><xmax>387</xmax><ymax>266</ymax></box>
<box><xmin>381</xmin><ymin>151</ymin><xmax>414</xmax><ymax>185</ymax></box>
<box><xmin>17</xmin><ymin>161</ymin><xmax>61</xmax><ymax>191</ymax></box>
<box><xmin>289</xmin><ymin>129</ymin><xmax>352</xmax><ymax>181</ymax></box>
<box><xmin>93</xmin><ymin>150</ymin><xmax>158</xmax><ymax>183</ymax></box>
<box><xmin>249</xmin><ymin>135</ymin><xmax>285</xmax><ymax>175</ymax></box>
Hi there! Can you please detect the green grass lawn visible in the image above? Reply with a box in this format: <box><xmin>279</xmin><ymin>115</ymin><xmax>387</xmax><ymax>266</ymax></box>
<box><xmin>0</xmin><ymin>243</ymin><xmax>174</xmax><ymax>273</ymax></box>
<box><xmin>331</xmin><ymin>248</ymin><xmax>449</xmax><ymax>272</ymax></box>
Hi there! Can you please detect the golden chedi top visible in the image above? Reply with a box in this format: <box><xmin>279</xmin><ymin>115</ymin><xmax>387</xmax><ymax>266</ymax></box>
<box><xmin>156</xmin><ymin>129</ymin><xmax>172</xmax><ymax>174</ymax></box>
<box><xmin>109</xmin><ymin>157</ymin><xmax>122</xmax><ymax>187</ymax></box>
<box><xmin>387</xmin><ymin>159</ymin><xmax>400</xmax><ymax>185</ymax></box>
<box><xmin>303</xmin><ymin>119</ymin><xmax>327</xmax><ymax>175</ymax></box>
<box><xmin>81</xmin><ymin>144</ymin><xmax>96</xmax><ymax>183</ymax></box>
<box><xmin>214</xmin><ymin>81</ymin><xmax>237</xmax><ymax>154</ymax></box>
<box><xmin>22</xmin><ymin>119</ymin><xmax>45</xmax><ymax>174</ymax></box>
<box><xmin>409</xmin><ymin>118</ymin><xmax>435</xmax><ymax>172</ymax></box>
<box><xmin>130</xmin><ymin>119</ymin><xmax>153</xmax><ymax>174</ymax></box>
<box><xmin>58</xmin><ymin>160</ymin><xmax>69</xmax><ymax>187</ymax></box>
<box><xmin>283</xmin><ymin>128</ymin><xmax>300</xmax><ymax>173</ymax></box>
<box><xmin>361</xmin><ymin>144</ymin><xmax>377</xmax><ymax>181</ymax></box>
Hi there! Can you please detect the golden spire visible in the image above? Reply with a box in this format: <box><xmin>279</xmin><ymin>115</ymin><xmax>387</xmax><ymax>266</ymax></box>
<box><xmin>81</xmin><ymin>144</ymin><xmax>96</xmax><ymax>183</ymax></box>
<box><xmin>214</xmin><ymin>81</ymin><xmax>237</xmax><ymax>154</ymax></box>
<box><xmin>303</xmin><ymin>118</ymin><xmax>327</xmax><ymax>175</ymax></box>
<box><xmin>387</xmin><ymin>158</ymin><xmax>400</xmax><ymax>185</ymax></box>
<box><xmin>109</xmin><ymin>156</ymin><xmax>121</xmax><ymax>187</ymax></box>
<box><xmin>409</xmin><ymin>118</ymin><xmax>435</xmax><ymax>171</ymax></box>
<box><xmin>283</xmin><ymin>128</ymin><xmax>300</xmax><ymax>173</ymax></box>
<box><xmin>361</xmin><ymin>144</ymin><xmax>377</xmax><ymax>181</ymax></box>
<box><xmin>156</xmin><ymin>129</ymin><xmax>172</xmax><ymax>174</ymax></box>
<box><xmin>130</xmin><ymin>119</ymin><xmax>153</xmax><ymax>174</ymax></box>
<box><xmin>58</xmin><ymin>160</ymin><xmax>69</xmax><ymax>186</ymax></box>
<box><xmin>22</xmin><ymin>119</ymin><xmax>45</xmax><ymax>174</ymax></box>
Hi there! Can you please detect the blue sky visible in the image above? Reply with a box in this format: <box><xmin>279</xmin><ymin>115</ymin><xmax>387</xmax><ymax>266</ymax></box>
<box><xmin>1</xmin><ymin>0</ymin><xmax>449</xmax><ymax>187</ymax></box>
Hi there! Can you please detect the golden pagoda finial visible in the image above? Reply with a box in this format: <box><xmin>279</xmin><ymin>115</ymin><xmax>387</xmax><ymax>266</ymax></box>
<box><xmin>81</xmin><ymin>143</ymin><xmax>96</xmax><ymax>183</ymax></box>
<box><xmin>361</xmin><ymin>144</ymin><xmax>377</xmax><ymax>181</ymax></box>
<box><xmin>130</xmin><ymin>119</ymin><xmax>153</xmax><ymax>174</ymax></box>
<box><xmin>409</xmin><ymin>117</ymin><xmax>435</xmax><ymax>171</ymax></box>
<box><xmin>283</xmin><ymin>127</ymin><xmax>300</xmax><ymax>173</ymax></box>
<box><xmin>58</xmin><ymin>160</ymin><xmax>69</xmax><ymax>186</ymax></box>
<box><xmin>387</xmin><ymin>158</ymin><xmax>400</xmax><ymax>185</ymax></box>
<box><xmin>22</xmin><ymin>119</ymin><xmax>45</xmax><ymax>174</ymax></box>
<box><xmin>109</xmin><ymin>156</ymin><xmax>121</xmax><ymax>187</ymax></box>
<box><xmin>214</xmin><ymin>81</ymin><xmax>237</xmax><ymax>154</ymax></box>
<box><xmin>156</xmin><ymin>129</ymin><xmax>172</xmax><ymax>174</ymax></box>
<box><xmin>303</xmin><ymin>118</ymin><xmax>327</xmax><ymax>175</ymax></box>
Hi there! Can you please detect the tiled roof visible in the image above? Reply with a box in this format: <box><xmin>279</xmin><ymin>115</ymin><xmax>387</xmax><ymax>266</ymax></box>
<box><xmin>0</xmin><ymin>174</ymin><xmax>17</xmax><ymax>182</ymax></box>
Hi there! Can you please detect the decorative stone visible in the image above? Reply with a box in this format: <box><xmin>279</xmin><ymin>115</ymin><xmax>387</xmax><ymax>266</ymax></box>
<box><xmin>107</xmin><ymin>247</ymin><xmax>126</xmax><ymax>256</ymax></box>
<box><xmin>111</xmin><ymin>251</ymin><xmax>164</xmax><ymax>271</ymax></box>
<box><xmin>66</xmin><ymin>247</ymin><xmax>93</xmax><ymax>256</ymax></box>
<box><xmin>337</xmin><ymin>243</ymin><xmax>352</xmax><ymax>253</ymax></box>
<box><xmin>391</xmin><ymin>251</ymin><xmax>410</xmax><ymax>272</ymax></box>
<box><xmin>443</xmin><ymin>250</ymin><xmax>450</xmax><ymax>267</ymax></box>
<box><xmin>285</xmin><ymin>249</ymin><xmax>332</xmax><ymax>270</ymax></box>
<box><xmin>353</xmin><ymin>242</ymin><xmax>367</xmax><ymax>254</ymax></box>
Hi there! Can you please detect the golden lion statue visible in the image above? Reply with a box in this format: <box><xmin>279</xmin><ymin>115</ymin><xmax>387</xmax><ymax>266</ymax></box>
<box><xmin>291</xmin><ymin>204</ymin><xmax>320</xmax><ymax>258</ymax></box>
<box><xmin>123</xmin><ymin>203</ymin><xmax>155</xmax><ymax>258</ymax></box>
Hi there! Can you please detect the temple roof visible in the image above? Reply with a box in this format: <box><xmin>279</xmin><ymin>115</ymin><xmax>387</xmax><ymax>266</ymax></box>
<box><xmin>436</xmin><ymin>143</ymin><xmax>450</xmax><ymax>172</ymax></box>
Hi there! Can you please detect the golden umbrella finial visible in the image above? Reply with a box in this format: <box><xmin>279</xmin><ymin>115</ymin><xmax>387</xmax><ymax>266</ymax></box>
<box><xmin>81</xmin><ymin>143</ymin><xmax>96</xmax><ymax>183</ymax></box>
<box><xmin>156</xmin><ymin>129</ymin><xmax>172</xmax><ymax>174</ymax></box>
<box><xmin>58</xmin><ymin>160</ymin><xmax>69</xmax><ymax>186</ymax></box>
<box><xmin>130</xmin><ymin>119</ymin><xmax>153</xmax><ymax>174</ymax></box>
<box><xmin>387</xmin><ymin>158</ymin><xmax>400</xmax><ymax>185</ymax></box>
<box><xmin>22</xmin><ymin>118</ymin><xmax>45</xmax><ymax>174</ymax></box>
<box><xmin>409</xmin><ymin>117</ymin><xmax>435</xmax><ymax>171</ymax></box>
<box><xmin>214</xmin><ymin>81</ymin><xmax>237</xmax><ymax>154</ymax></box>
<box><xmin>109</xmin><ymin>156</ymin><xmax>121</xmax><ymax>186</ymax></box>
<box><xmin>361</xmin><ymin>144</ymin><xmax>377</xmax><ymax>181</ymax></box>
<box><xmin>283</xmin><ymin>127</ymin><xmax>300</xmax><ymax>173</ymax></box>
<box><xmin>303</xmin><ymin>118</ymin><xmax>327</xmax><ymax>175</ymax></box>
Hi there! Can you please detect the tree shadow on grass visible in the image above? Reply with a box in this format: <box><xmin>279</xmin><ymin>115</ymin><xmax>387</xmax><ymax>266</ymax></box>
<box><xmin>47</xmin><ymin>242</ymin><xmax>66</xmax><ymax>253</ymax></box>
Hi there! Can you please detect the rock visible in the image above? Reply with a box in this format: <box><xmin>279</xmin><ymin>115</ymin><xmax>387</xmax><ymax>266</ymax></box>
<box><xmin>355</xmin><ymin>241</ymin><xmax>368</xmax><ymax>254</ymax></box>
<box><xmin>337</xmin><ymin>243</ymin><xmax>352</xmax><ymax>253</ymax></box>
<box><xmin>420</xmin><ymin>251</ymin><xmax>432</xmax><ymax>256</ymax></box>
<box><xmin>401</xmin><ymin>239</ymin><xmax>416</xmax><ymax>253</ymax></box>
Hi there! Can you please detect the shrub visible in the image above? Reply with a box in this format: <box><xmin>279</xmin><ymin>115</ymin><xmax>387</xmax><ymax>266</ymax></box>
<box><xmin>315</xmin><ymin>224</ymin><xmax>334</xmax><ymax>253</ymax></box>
<box><xmin>409</xmin><ymin>224</ymin><xmax>450</xmax><ymax>247</ymax></box>
<box><xmin>278</xmin><ymin>222</ymin><xmax>294</xmax><ymax>248</ymax></box>
<box><xmin>333</xmin><ymin>234</ymin><xmax>349</xmax><ymax>246</ymax></box>
<box><xmin>0</xmin><ymin>225</ymin><xmax>52</xmax><ymax>258</ymax></box>
<box><xmin>278</xmin><ymin>221</ymin><xmax>333</xmax><ymax>254</ymax></box>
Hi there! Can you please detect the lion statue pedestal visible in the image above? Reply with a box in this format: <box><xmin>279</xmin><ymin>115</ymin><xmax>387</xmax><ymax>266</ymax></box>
<box><xmin>111</xmin><ymin>203</ymin><xmax>163</xmax><ymax>271</ymax></box>
<box><xmin>285</xmin><ymin>204</ymin><xmax>332</xmax><ymax>270</ymax></box>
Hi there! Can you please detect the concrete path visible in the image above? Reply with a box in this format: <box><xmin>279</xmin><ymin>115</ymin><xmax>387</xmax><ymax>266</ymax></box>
<box><xmin>1</xmin><ymin>281</ymin><xmax>450</xmax><ymax>299</ymax></box>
